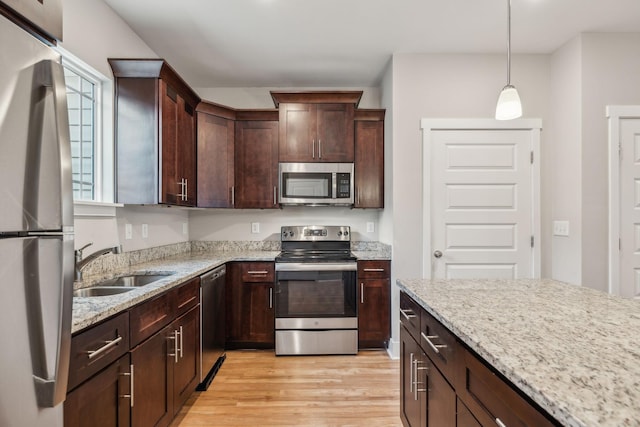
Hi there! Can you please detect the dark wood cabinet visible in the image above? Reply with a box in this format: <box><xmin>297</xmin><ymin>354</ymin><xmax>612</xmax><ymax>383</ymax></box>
<box><xmin>64</xmin><ymin>353</ymin><xmax>132</xmax><ymax>427</ymax></box>
<box><xmin>399</xmin><ymin>291</ymin><xmax>560</xmax><ymax>427</ymax></box>
<box><xmin>171</xmin><ymin>306</ymin><xmax>200</xmax><ymax>412</ymax></box>
<box><xmin>234</xmin><ymin>120</ymin><xmax>279</xmax><ymax>209</ymax></box>
<box><xmin>108</xmin><ymin>59</ymin><xmax>200</xmax><ymax>206</ymax></box>
<box><xmin>354</xmin><ymin>110</ymin><xmax>385</xmax><ymax>208</ymax></box>
<box><xmin>196</xmin><ymin>102</ymin><xmax>235</xmax><ymax>208</ymax></box>
<box><xmin>226</xmin><ymin>262</ymin><xmax>275</xmax><ymax>348</ymax></box>
<box><xmin>272</xmin><ymin>91</ymin><xmax>362</xmax><ymax>163</ymax></box>
<box><xmin>357</xmin><ymin>260</ymin><xmax>390</xmax><ymax>348</ymax></box>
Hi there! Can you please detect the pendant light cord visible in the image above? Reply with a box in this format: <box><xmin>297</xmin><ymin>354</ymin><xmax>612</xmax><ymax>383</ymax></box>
<box><xmin>506</xmin><ymin>0</ymin><xmax>512</xmax><ymax>86</ymax></box>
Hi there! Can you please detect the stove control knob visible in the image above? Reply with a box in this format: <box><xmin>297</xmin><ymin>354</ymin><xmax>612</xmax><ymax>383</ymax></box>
<box><xmin>338</xmin><ymin>231</ymin><xmax>343</xmax><ymax>237</ymax></box>
<box><xmin>344</xmin><ymin>230</ymin><xmax>349</xmax><ymax>236</ymax></box>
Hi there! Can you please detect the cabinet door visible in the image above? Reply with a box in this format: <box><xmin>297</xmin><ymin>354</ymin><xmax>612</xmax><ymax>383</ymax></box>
<box><xmin>244</xmin><ymin>281</ymin><xmax>275</xmax><ymax>345</ymax></box>
<box><xmin>197</xmin><ymin>112</ymin><xmax>235</xmax><ymax>207</ymax></box>
<box><xmin>355</xmin><ymin>119</ymin><xmax>384</xmax><ymax>208</ymax></box>
<box><xmin>278</xmin><ymin>103</ymin><xmax>315</xmax><ymax>161</ymax></box>
<box><xmin>315</xmin><ymin>103</ymin><xmax>354</xmax><ymax>162</ymax></box>
<box><xmin>172</xmin><ymin>305</ymin><xmax>201</xmax><ymax>414</ymax></box>
<box><xmin>130</xmin><ymin>326</ymin><xmax>173</xmax><ymax>427</ymax></box>
<box><xmin>426</xmin><ymin>358</ymin><xmax>456</xmax><ymax>427</ymax></box>
<box><xmin>64</xmin><ymin>354</ymin><xmax>132</xmax><ymax>427</ymax></box>
<box><xmin>160</xmin><ymin>81</ymin><xmax>179</xmax><ymax>205</ymax></box>
<box><xmin>177</xmin><ymin>96</ymin><xmax>196</xmax><ymax>206</ymax></box>
<box><xmin>457</xmin><ymin>398</ymin><xmax>482</xmax><ymax>427</ymax></box>
<box><xmin>400</xmin><ymin>326</ymin><xmax>425</xmax><ymax>427</ymax></box>
<box><xmin>235</xmin><ymin>120</ymin><xmax>279</xmax><ymax>208</ymax></box>
<box><xmin>358</xmin><ymin>278</ymin><xmax>390</xmax><ymax>348</ymax></box>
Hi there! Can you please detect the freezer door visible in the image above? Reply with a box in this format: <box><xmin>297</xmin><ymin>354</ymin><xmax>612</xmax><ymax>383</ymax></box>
<box><xmin>0</xmin><ymin>16</ymin><xmax>73</xmax><ymax>234</ymax></box>
<box><xmin>0</xmin><ymin>235</ymin><xmax>73</xmax><ymax>426</ymax></box>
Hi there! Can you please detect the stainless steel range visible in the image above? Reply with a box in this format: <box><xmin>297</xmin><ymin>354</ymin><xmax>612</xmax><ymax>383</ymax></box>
<box><xmin>275</xmin><ymin>225</ymin><xmax>358</xmax><ymax>355</ymax></box>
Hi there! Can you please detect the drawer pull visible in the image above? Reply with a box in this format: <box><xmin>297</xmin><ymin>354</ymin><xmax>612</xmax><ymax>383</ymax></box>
<box><xmin>247</xmin><ymin>270</ymin><xmax>269</xmax><ymax>275</ymax></box>
<box><xmin>421</xmin><ymin>332</ymin><xmax>447</xmax><ymax>354</ymax></box>
<box><xmin>178</xmin><ymin>295</ymin><xmax>197</xmax><ymax>309</ymax></box>
<box><xmin>496</xmin><ymin>418</ymin><xmax>507</xmax><ymax>427</ymax></box>
<box><xmin>86</xmin><ymin>335</ymin><xmax>123</xmax><ymax>360</ymax></box>
<box><xmin>400</xmin><ymin>308</ymin><xmax>417</xmax><ymax>320</ymax></box>
<box><xmin>120</xmin><ymin>364</ymin><xmax>134</xmax><ymax>407</ymax></box>
<box><xmin>363</xmin><ymin>268</ymin><xmax>385</xmax><ymax>272</ymax></box>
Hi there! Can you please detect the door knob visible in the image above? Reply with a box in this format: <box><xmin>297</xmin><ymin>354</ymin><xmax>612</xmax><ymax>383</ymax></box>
<box><xmin>433</xmin><ymin>250</ymin><xmax>443</xmax><ymax>258</ymax></box>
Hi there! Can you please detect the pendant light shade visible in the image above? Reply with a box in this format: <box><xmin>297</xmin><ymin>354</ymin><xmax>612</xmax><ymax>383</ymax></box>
<box><xmin>495</xmin><ymin>0</ymin><xmax>522</xmax><ymax>120</ymax></box>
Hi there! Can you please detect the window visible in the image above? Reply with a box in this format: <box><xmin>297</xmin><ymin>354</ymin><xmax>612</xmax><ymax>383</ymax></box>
<box><xmin>57</xmin><ymin>49</ymin><xmax>115</xmax><ymax>208</ymax></box>
<box><xmin>63</xmin><ymin>63</ymin><xmax>98</xmax><ymax>201</ymax></box>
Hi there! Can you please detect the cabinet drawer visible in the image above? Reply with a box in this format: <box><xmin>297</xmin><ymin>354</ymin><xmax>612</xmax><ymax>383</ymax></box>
<box><xmin>130</xmin><ymin>291</ymin><xmax>173</xmax><ymax>347</ymax></box>
<box><xmin>460</xmin><ymin>348</ymin><xmax>557</xmax><ymax>427</ymax></box>
<box><xmin>420</xmin><ymin>309</ymin><xmax>459</xmax><ymax>383</ymax></box>
<box><xmin>67</xmin><ymin>312</ymin><xmax>129</xmax><ymax>391</ymax></box>
<box><xmin>174</xmin><ymin>277</ymin><xmax>200</xmax><ymax>317</ymax></box>
<box><xmin>240</xmin><ymin>262</ymin><xmax>275</xmax><ymax>282</ymax></box>
<box><xmin>357</xmin><ymin>260</ymin><xmax>390</xmax><ymax>279</ymax></box>
<box><xmin>399</xmin><ymin>292</ymin><xmax>421</xmax><ymax>341</ymax></box>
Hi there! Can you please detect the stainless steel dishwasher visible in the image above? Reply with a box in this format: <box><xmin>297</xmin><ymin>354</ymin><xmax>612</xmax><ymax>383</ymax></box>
<box><xmin>197</xmin><ymin>265</ymin><xmax>226</xmax><ymax>391</ymax></box>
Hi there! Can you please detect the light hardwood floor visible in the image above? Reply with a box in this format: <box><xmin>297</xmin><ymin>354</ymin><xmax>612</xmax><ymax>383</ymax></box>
<box><xmin>171</xmin><ymin>349</ymin><xmax>402</xmax><ymax>427</ymax></box>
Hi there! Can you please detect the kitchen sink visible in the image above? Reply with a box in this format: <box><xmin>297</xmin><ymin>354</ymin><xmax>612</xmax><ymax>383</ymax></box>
<box><xmin>94</xmin><ymin>273</ymin><xmax>174</xmax><ymax>288</ymax></box>
<box><xmin>73</xmin><ymin>287</ymin><xmax>135</xmax><ymax>297</ymax></box>
<box><xmin>73</xmin><ymin>272</ymin><xmax>175</xmax><ymax>297</ymax></box>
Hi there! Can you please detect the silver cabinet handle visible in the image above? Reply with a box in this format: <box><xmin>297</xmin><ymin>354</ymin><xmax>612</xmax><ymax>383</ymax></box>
<box><xmin>274</xmin><ymin>186</ymin><xmax>277</xmax><ymax>205</ymax></box>
<box><xmin>496</xmin><ymin>418</ymin><xmax>507</xmax><ymax>427</ymax></box>
<box><xmin>400</xmin><ymin>308</ymin><xmax>417</xmax><ymax>320</ymax></box>
<box><xmin>363</xmin><ymin>268</ymin><xmax>385</xmax><ymax>272</ymax></box>
<box><xmin>86</xmin><ymin>335</ymin><xmax>123</xmax><ymax>360</ymax></box>
<box><xmin>318</xmin><ymin>139</ymin><xmax>322</xmax><ymax>159</ymax></box>
<box><xmin>360</xmin><ymin>283</ymin><xmax>364</xmax><ymax>304</ymax></box>
<box><xmin>184</xmin><ymin>179</ymin><xmax>188</xmax><ymax>201</ymax></box>
<box><xmin>231</xmin><ymin>186</ymin><xmax>235</xmax><ymax>206</ymax></box>
<box><xmin>421</xmin><ymin>332</ymin><xmax>447</xmax><ymax>354</ymax></box>
<box><xmin>168</xmin><ymin>331</ymin><xmax>179</xmax><ymax>363</ymax></box>
<box><xmin>269</xmin><ymin>288</ymin><xmax>273</xmax><ymax>309</ymax></box>
<box><xmin>120</xmin><ymin>364</ymin><xmax>134</xmax><ymax>407</ymax></box>
<box><xmin>179</xmin><ymin>325</ymin><xmax>184</xmax><ymax>358</ymax></box>
<box><xmin>247</xmin><ymin>270</ymin><xmax>269</xmax><ymax>275</ymax></box>
<box><xmin>413</xmin><ymin>358</ymin><xmax>428</xmax><ymax>400</ymax></box>
<box><xmin>409</xmin><ymin>353</ymin><xmax>414</xmax><ymax>393</ymax></box>
<box><xmin>312</xmin><ymin>139</ymin><xmax>315</xmax><ymax>159</ymax></box>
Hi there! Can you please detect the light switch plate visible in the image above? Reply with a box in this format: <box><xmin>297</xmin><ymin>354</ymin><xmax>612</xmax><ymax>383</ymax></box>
<box><xmin>553</xmin><ymin>220</ymin><xmax>569</xmax><ymax>237</ymax></box>
<box><xmin>251</xmin><ymin>222</ymin><xmax>260</xmax><ymax>234</ymax></box>
<box><xmin>141</xmin><ymin>224</ymin><xmax>148</xmax><ymax>239</ymax></box>
<box><xmin>366</xmin><ymin>222</ymin><xmax>375</xmax><ymax>233</ymax></box>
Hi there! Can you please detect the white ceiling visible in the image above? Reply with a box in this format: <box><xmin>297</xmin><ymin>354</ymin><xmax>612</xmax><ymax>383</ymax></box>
<box><xmin>102</xmin><ymin>0</ymin><xmax>640</xmax><ymax>88</ymax></box>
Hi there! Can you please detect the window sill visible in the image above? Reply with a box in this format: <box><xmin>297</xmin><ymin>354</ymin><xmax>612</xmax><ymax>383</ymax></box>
<box><xmin>74</xmin><ymin>201</ymin><xmax>124</xmax><ymax>218</ymax></box>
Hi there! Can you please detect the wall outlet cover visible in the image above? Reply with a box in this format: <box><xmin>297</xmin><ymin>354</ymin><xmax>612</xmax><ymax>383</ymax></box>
<box><xmin>251</xmin><ymin>222</ymin><xmax>260</xmax><ymax>234</ymax></box>
<box><xmin>141</xmin><ymin>223</ymin><xmax>148</xmax><ymax>239</ymax></box>
<box><xmin>125</xmin><ymin>224</ymin><xmax>132</xmax><ymax>240</ymax></box>
<box><xmin>366</xmin><ymin>222</ymin><xmax>375</xmax><ymax>233</ymax></box>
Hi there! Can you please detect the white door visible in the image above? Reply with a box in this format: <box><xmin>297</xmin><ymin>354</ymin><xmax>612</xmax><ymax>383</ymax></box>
<box><xmin>421</xmin><ymin>119</ymin><xmax>541</xmax><ymax>279</ymax></box>
<box><xmin>607</xmin><ymin>106</ymin><xmax>640</xmax><ymax>298</ymax></box>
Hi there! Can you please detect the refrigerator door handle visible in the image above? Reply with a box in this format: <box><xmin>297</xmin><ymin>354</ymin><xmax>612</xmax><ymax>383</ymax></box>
<box><xmin>35</xmin><ymin>59</ymin><xmax>74</xmax><ymax>230</ymax></box>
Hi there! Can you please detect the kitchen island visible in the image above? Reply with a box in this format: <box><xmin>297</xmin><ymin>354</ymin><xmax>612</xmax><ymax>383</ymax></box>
<box><xmin>397</xmin><ymin>278</ymin><xmax>640</xmax><ymax>427</ymax></box>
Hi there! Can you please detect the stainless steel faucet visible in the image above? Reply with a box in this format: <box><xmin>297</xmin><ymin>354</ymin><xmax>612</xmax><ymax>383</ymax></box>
<box><xmin>74</xmin><ymin>243</ymin><xmax>122</xmax><ymax>281</ymax></box>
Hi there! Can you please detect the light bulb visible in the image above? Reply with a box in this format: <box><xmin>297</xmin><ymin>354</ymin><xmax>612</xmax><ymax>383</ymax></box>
<box><xmin>495</xmin><ymin>85</ymin><xmax>522</xmax><ymax>120</ymax></box>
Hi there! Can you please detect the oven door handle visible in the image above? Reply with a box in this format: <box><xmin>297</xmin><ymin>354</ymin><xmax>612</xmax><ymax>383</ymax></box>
<box><xmin>275</xmin><ymin>262</ymin><xmax>357</xmax><ymax>272</ymax></box>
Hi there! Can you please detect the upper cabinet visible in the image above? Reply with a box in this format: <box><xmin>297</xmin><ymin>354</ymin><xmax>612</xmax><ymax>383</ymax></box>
<box><xmin>196</xmin><ymin>102</ymin><xmax>235</xmax><ymax>208</ymax></box>
<box><xmin>354</xmin><ymin>110</ymin><xmax>385</xmax><ymax>208</ymax></box>
<box><xmin>271</xmin><ymin>91</ymin><xmax>361</xmax><ymax>163</ymax></box>
<box><xmin>108</xmin><ymin>59</ymin><xmax>200</xmax><ymax>206</ymax></box>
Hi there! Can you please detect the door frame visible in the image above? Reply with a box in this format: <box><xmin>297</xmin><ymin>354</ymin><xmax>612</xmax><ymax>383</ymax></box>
<box><xmin>420</xmin><ymin>118</ymin><xmax>542</xmax><ymax>279</ymax></box>
<box><xmin>606</xmin><ymin>105</ymin><xmax>640</xmax><ymax>296</ymax></box>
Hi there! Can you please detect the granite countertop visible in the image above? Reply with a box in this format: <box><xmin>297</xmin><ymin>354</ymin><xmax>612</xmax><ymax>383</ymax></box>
<box><xmin>396</xmin><ymin>278</ymin><xmax>640</xmax><ymax>427</ymax></box>
<box><xmin>73</xmin><ymin>245</ymin><xmax>390</xmax><ymax>334</ymax></box>
<box><xmin>72</xmin><ymin>250</ymin><xmax>279</xmax><ymax>333</ymax></box>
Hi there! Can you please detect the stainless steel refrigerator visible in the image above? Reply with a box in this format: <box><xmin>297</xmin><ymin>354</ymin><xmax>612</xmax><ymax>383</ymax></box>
<box><xmin>0</xmin><ymin>6</ymin><xmax>73</xmax><ymax>427</ymax></box>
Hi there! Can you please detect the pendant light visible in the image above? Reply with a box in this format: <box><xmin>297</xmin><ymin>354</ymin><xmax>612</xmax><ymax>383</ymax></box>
<box><xmin>495</xmin><ymin>0</ymin><xmax>522</xmax><ymax>120</ymax></box>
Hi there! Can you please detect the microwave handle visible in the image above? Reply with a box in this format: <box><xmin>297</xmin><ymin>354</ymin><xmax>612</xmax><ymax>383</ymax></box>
<box><xmin>332</xmin><ymin>172</ymin><xmax>337</xmax><ymax>199</ymax></box>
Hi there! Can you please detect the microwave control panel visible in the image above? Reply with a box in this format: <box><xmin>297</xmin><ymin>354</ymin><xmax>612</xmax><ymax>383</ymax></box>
<box><xmin>336</xmin><ymin>173</ymin><xmax>351</xmax><ymax>198</ymax></box>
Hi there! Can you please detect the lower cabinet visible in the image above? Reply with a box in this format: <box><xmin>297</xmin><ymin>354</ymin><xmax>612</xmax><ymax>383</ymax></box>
<box><xmin>66</xmin><ymin>279</ymin><xmax>201</xmax><ymax>427</ymax></box>
<box><xmin>226</xmin><ymin>261</ymin><xmax>275</xmax><ymax>348</ymax></box>
<box><xmin>399</xmin><ymin>291</ymin><xmax>560</xmax><ymax>427</ymax></box>
<box><xmin>357</xmin><ymin>260</ymin><xmax>391</xmax><ymax>349</ymax></box>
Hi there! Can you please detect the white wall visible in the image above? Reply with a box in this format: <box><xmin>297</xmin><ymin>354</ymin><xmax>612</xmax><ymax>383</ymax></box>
<box><xmin>549</xmin><ymin>36</ymin><xmax>583</xmax><ymax>284</ymax></box>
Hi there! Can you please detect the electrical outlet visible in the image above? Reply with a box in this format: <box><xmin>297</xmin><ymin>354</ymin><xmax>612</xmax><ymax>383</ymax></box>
<box><xmin>251</xmin><ymin>222</ymin><xmax>260</xmax><ymax>234</ymax></box>
<box><xmin>553</xmin><ymin>221</ymin><xmax>569</xmax><ymax>237</ymax></box>
<box><xmin>182</xmin><ymin>222</ymin><xmax>188</xmax><ymax>235</ymax></box>
<box><xmin>366</xmin><ymin>222</ymin><xmax>375</xmax><ymax>233</ymax></box>
<box><xmin>125</xmin><ymin>224</ymin><xmax>132</xmax><ymax>240</ymax></box>
<box><xmin>142</xmin><ymin>224</ymin><xmax>148</xmax><ymax>239</ymax></box>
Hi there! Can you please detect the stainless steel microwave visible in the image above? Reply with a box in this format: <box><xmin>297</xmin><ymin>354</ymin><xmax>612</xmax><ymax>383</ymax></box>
<box><xmin>279</xmin><ymin>163</ymin><xmax>354</xmax><ymax>206</ymax></box>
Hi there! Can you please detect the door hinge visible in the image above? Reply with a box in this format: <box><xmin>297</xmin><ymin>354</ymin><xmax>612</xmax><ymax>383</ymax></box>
<box><xmin>530</xmin><ymin>151</ymin><xmax>534</xmax><ymax>164</ymax></box>
<box><xmin>531</xmin><ymin>236</ymin><xmax>534</xmax><ymax>248</ymax></box>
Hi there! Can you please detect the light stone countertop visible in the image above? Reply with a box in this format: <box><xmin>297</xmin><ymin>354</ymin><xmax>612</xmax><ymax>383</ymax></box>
<box><xmin>72</xmin><ymin>246</ymin><xmax>390</xmax><ymax>334</ymax></box>
<box><xmin>396</xmin><ymin>278</ymin><xmax>640</xmax><ymax>427</ymax></box>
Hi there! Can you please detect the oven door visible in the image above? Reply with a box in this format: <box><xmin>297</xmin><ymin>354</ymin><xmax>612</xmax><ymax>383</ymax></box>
<box><xmin>275</xmin><ymin>262</ymin><xmax>357</xmax><ymax>327</ymax></box>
